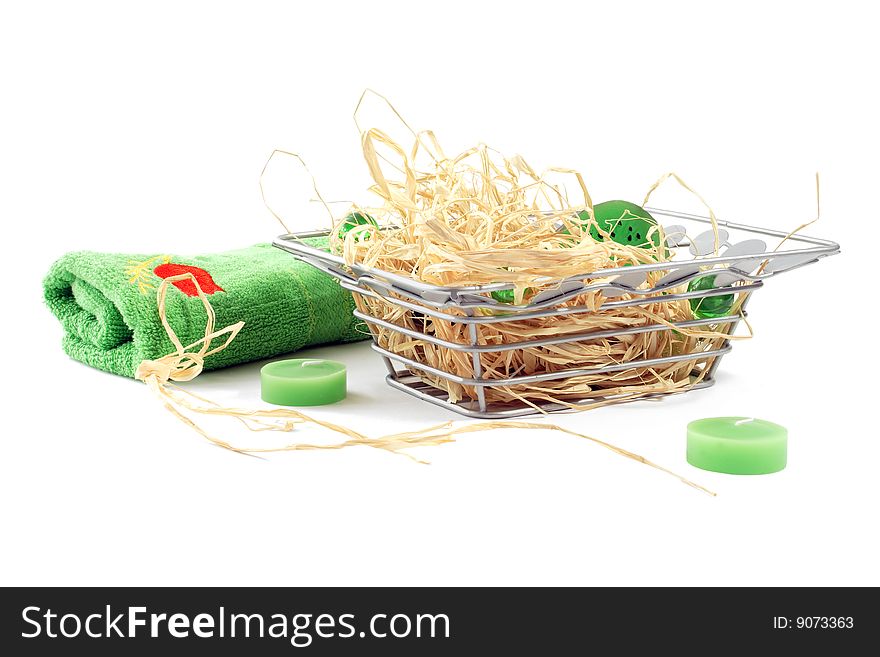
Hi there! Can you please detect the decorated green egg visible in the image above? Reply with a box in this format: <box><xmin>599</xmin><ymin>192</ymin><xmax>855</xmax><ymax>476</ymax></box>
<box><xmin>489</xmin><ymin>271</ymin><xmax>533</xmax><ymax>304</ymax></box>
<box><xmin>490</xmin><ymin>288</ymin><xmax>517</xmax><ymax>304</ymax></box>
<box><xmin>337</xmin><ymin>211</ymin><xmax>378</xmax><ymax>241</ymax></box>
<box><xmin>687</xmin><ymin>274</ymin><xmax>734</xmax><ymax>319</ymax></box>
<box><xmin>576</xmin><ymin>200</ymin><xmax>661</xmax><ymax>249</ymax></box>
<box><xmin>493</xmin><ymin>201</ymin><xmax>660</xmax><ymax>304</ymax></box>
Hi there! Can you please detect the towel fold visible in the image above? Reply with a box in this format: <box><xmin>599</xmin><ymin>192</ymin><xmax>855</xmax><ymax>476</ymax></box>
<box><xmin>44</xmin><ymin>241</ymin><xmax>365</xmax><ymax>377</ymax></box>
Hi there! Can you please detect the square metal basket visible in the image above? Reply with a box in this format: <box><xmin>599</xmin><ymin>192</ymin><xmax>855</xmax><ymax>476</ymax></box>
<box><xmin>274</xmin><ymin>208</ymin><xmax>839</xmax><ymax>418</ymax></box>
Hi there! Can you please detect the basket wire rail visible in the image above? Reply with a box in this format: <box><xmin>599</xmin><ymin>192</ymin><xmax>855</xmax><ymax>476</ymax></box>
<box><xmin>274</xmin><ymin>208</ymin><xmax>839</xmax><ymax>418</ymax></box>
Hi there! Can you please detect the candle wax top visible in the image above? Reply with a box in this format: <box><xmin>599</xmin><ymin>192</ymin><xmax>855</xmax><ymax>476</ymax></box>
<box><xmin>262</xmin><ymin>359</ymin><xmax>346</xmax><ymax>380</ymax></box>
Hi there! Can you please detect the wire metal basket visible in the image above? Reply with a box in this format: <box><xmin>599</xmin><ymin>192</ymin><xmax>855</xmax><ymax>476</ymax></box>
<box><xmin>274</xmin><ymin>208</ymin><xmax>839</xmax><ymax>418</ymax></box>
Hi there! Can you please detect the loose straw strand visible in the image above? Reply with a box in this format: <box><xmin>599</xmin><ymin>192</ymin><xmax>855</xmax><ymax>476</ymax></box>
<box><xmin>134</xmin><ymin>276</ymin><xmax>715</xmax><ymax>495</ymax></box>
<box><xmin>642</xmin><ymin>172</ymin><xmax>722</xmax><ymax>253</ymax></box>
<box><xmin>767</xmin><ymin>172</ymin><xmax>821</xmax><ymax>254</ymax></box>
<box><xmin>259</xmin><ymin>149</ymin><xmax>336</xmax><ymax>234</ymax></box>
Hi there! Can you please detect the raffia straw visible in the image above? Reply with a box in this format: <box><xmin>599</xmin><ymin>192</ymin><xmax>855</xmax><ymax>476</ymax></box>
<box><xmin>318</xmin><ymin>93</ymin><xmax>747</xmax><ymax>408</ymax></box>
<box><xmin>642</xmin><ymin>171</ymin><xmax>722</xmax><ymax>254</ymax></box>
<box><xmin>134</xmin><ymin>273</ymin><xmax>715</xmax><ymax>495</ymax></box>
<box><xmin>764</xmin><ymin>172</ymin><xmax>821</xmax><ymax>260</ymax></box>
<box><xmin>259</xmin><ymin>149</ymin><xmax>336</xmax><ymax>234</ymax></box>
<box><xmin>731</xmin><ymin>172</ymin><xmax>822</xmax><ymax>317</ymax></box>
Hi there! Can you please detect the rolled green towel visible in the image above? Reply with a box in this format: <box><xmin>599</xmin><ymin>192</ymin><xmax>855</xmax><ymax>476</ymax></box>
<box><xmin>44</xmin><ymin>240</ymin><xmax>366</xmax><ymax>377</ymax></box>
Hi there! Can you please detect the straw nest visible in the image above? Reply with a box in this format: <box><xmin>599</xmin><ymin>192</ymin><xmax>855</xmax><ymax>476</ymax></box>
<box><xmin>328</xmin><ymin>97</ymin><xmax>739</xmax><ymax>409</ymax></box>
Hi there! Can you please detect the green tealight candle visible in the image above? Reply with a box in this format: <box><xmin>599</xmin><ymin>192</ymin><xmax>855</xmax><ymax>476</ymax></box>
<box><xmin>261</xmin><ymin>359</ymin><xmax>347</xmax><ymax>406</ymax></box>
<box><xmin>687</xmin><ymin>417</ymin><xmax>787</xmax><ymax>475</ymax></box>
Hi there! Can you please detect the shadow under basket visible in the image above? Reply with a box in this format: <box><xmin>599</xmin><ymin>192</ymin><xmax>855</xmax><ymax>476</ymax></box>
<box><xmin>274</xmin><ymin>208</ymin><xmax>839</xmax><ymax>418</ymax></box>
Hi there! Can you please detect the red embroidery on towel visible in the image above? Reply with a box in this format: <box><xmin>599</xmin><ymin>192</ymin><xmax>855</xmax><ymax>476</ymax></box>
<box><xmin>153</xmin><ymin>263</ymin><xmax>225</xmax><ymax>297</ymax></box>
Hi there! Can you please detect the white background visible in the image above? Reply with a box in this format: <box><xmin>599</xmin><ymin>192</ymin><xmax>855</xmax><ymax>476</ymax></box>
<box><xmin>1</xmin><ymin>1</ymin><xmax>877</xmax><ymax>586</ymax></box>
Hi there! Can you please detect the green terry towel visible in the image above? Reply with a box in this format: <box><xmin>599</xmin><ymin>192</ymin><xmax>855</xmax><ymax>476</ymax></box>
<box><xmin>44</xmin><ymin>241</ymin><xmax>366</xmax><ymax>377</ymax></box>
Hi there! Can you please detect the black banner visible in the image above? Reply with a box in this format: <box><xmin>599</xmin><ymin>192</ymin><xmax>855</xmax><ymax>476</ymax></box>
<box><xmin>0</xmin><ymin>587</ymin><xmax>872</xmax><ymax>654</ymax></box>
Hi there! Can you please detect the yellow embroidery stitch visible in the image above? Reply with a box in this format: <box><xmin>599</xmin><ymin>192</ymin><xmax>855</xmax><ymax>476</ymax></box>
<box><xmin>125</xmin><ymin>254</ymin><xmax>172</xmax><ymax>295</ymax></box>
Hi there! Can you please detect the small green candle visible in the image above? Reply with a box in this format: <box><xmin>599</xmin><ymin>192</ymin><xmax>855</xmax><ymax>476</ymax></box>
<box><xmin>261</xmin><ymin>358</ymin><xmax>347</xmax><ymax>406</ymax></box>
<box><xmin>687</xmin><ymin>417</ymin><xmax>787</xmax><ymax>475</ymax></box>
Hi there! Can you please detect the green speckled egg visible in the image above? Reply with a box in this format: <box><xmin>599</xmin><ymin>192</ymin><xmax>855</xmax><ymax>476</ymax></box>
<box><xmin>575</xmin><ymin>200</ymin><xmax>661</xmax><ymax>250</ymax></box>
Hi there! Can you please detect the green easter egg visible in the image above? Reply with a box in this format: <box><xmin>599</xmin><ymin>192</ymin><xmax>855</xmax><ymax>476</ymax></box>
<box><xmin>489</xmin><ymin>267</ymin><xmax>532</xmax><ymax>304</ymax></box>
<box><xmin>688</xmin><ymin>274</ymin><xmax>734</xmax><ymax>319</ymax></box>
<box><xmin>338</xmin><ymin>211</ymin><xmax>378</xmax><ymax>241</ymax></box>
<box><xmin>576</xmin><ymin>200</ymin><xmax>661</xmax><ymax>249</ymax></box>
<box><xmin>490</xmin><ymin>289</ymin><xmax>516</xmax><ymax>304</ymax></box>
<box><xmin>490</xmin><ymin>286</ymin><xmax>534</xmax><ymax>304</ymax></box>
